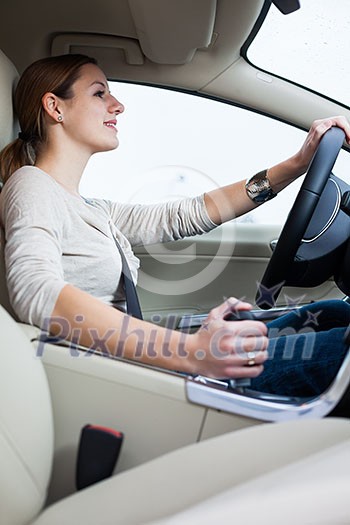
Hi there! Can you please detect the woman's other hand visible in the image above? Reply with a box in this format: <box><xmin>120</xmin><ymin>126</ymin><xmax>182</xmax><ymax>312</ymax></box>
<box><xmin>186</xmin><ymin>297</ymin><xmax>269</xmax><ymax>379</ymax></box>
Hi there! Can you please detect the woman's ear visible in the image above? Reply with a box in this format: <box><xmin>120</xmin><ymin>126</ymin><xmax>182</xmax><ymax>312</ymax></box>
<box><xmin>41</xmin><ymin>92</ymin><xmax>63</xmax><ymax>123</ymax></box>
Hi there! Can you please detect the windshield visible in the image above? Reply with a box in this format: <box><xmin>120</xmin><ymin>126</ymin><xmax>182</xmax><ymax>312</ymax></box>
<box><xmin>248</xmin><ymin>0</ymin><xmax>350</xmax><ymax>107</ymax></box>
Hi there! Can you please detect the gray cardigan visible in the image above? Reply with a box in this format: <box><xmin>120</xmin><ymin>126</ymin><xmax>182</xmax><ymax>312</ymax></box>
<box><xmin>0</xmin><ymin>166</ymin><xmax>215</xmax><ymax>328</ymax></box>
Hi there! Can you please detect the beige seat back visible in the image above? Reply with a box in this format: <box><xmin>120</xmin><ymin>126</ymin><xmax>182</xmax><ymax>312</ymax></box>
<box><xmin>0</xmin><ymin>49</ymin><xmax>18</xmax><ymax>151</ymax></box>
<box><xmin>0</xmin><ymin>51</ymin><xmax>53</xmax><ymax>525</ymax></box>
<box><xmin>0</xmin><ymin>304</ymin><xmax>54</xmax><ymax>524</ymax></box>
<box><xmin>0</xmin><ymin>49</ymin><xmax>19</xmax><ymax>316</ymax></box>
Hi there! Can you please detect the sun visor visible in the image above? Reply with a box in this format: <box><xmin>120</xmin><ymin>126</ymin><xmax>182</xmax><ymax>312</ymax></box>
<box><xmin>128</xmin><ymin>0</ymin><xmax>217</xmax><ymax>64</ymax></box>
<box><xmin>51</xmin><ymin>34</ymin><xmax>144</xmax><ymax>66</ymax></box>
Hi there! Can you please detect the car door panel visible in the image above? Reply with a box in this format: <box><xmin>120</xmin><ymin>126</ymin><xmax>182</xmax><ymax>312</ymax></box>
<box><xmin>135</xmin><ymin>223</ymin><xmax>343</xmax><ymax>323</ymax></box>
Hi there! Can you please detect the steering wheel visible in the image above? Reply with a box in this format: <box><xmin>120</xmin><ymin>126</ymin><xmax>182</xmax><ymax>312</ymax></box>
<box><xmin>256</xmin><ymin>126</ymin><xmax>346</xmax><ymax>309</ymax></box>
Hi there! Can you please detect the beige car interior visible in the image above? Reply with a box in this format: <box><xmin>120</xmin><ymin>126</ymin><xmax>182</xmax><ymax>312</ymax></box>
<box><xmin>1</xmin><ymin>0</ymin><xmax>350</xmax><ymax>523</ymax></box>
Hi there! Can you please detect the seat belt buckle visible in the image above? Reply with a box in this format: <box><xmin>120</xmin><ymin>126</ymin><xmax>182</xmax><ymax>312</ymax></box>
<box><xmin>76</xmin><ymin>424</ymin><xmax>124</xmax><ymax>490</ymax></box>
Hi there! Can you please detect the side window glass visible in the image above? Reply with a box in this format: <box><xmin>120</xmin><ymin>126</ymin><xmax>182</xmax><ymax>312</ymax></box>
<box><xmin>81</xmin><ymin>82</ymin><xmax>350</xmax><ymax>225</ymax></box>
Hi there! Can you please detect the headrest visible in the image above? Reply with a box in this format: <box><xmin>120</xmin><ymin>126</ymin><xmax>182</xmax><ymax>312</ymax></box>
<box><xmin>0</xmin><ymin>49</ymin><xmax>19</xmax><ymax>151</ymax></box>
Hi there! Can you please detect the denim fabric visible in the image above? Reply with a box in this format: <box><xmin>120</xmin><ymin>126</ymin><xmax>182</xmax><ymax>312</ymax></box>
<box><xmin>251</xmin><ymin>300</ymin><xmax>350</xmax><ymax>397</ymax></box>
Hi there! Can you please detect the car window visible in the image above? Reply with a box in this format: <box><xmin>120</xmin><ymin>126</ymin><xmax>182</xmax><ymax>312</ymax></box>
<box><xmin>81</xmin><ymin>82</ymin><xmax>350</xmax><ymax>225</ymax></box>
<box><xmin>248</xmin><ymin>0</ymin><xmax>350</xmax><ymax>107</ymax></box>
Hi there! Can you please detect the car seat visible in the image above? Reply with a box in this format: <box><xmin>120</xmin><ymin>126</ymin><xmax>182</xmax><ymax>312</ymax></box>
<box><xmin>0</xmin><ymin>302</ymin><xmax>349</xmax><ymax>524</ymax></box>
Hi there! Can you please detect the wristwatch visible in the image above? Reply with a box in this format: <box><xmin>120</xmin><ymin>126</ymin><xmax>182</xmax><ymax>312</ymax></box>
<box><xmin>245</xmin><ymin>169</ymin><xmax>277</xmax><ymax>204</ymax></box>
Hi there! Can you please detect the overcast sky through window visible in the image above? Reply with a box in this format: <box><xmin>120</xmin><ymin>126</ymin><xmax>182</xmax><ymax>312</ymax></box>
<box><xmin>249</xmin><ymin>0</ymin><xmax>350</xmax><ymax>107</ymax></box>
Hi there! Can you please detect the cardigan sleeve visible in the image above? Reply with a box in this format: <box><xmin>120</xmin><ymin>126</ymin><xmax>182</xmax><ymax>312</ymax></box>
<box><xmin>100</xmin><ymin>194</ymin><xmax>217</xmax><ymax>246</ymax></box>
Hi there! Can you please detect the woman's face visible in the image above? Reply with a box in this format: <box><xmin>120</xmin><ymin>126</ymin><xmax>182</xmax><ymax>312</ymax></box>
<box><xmin>58</xmin><ymin>63</ymin><xmax>124</xmax><ymax>154</ymax></box>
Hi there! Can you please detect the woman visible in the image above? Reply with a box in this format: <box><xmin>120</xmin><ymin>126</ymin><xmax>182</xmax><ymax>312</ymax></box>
<box><xmin>0</xmin><ymin>54</ymin><xmax>349</xmax><ymax>396</ymax></box>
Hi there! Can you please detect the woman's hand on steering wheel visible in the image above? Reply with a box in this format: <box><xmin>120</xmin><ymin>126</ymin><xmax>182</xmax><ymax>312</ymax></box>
<box><xmin>294</xmin><ymin>116</ymin><xmax>350</xmax><ymax>177</ymax></box>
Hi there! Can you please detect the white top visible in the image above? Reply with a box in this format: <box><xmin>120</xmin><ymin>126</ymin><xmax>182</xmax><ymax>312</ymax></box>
<box><xmin>0</xmin><ymin>166</ymin><xmax>216</xmax><ymax>328</ymax></box>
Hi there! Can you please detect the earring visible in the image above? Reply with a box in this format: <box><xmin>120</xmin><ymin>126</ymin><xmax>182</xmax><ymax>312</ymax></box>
<box><xmin>57</xmin><ymin>115</ymin><xmax>63</xmax><ymax>122</ymax></box>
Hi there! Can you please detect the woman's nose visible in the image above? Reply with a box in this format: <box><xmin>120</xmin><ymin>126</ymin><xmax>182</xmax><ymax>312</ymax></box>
<box><xmin>110</xmin><ymin>95</ymin><xmax>124</xmax><ymax>115</ymax></box>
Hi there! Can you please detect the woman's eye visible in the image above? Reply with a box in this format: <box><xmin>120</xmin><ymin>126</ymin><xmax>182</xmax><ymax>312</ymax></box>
<box><xmin>94</xmin><ymin>90</ymin><xmax>105</xmax><ymax>98</ymax></box>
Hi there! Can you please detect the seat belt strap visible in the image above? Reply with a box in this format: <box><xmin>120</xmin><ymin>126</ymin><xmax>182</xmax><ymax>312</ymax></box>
<box><xmin>113</xmin><ymin>237</ymin><xmax>143</xmax><ymax>320</ymax></box>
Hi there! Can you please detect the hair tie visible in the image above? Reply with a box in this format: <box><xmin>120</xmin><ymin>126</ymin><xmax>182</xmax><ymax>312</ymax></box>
<box><xmin>18</xmin><ymin>131</ymin><xmax>31</xmax><ymax>142</ymax></box>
